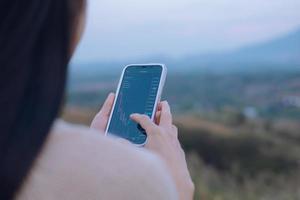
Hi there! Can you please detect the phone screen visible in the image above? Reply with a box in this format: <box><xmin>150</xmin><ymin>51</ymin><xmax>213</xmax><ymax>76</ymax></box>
<box><xmin>107</xmin><ymin>65</ymin><xmax>163</xmax><ymax>145</ymax></box>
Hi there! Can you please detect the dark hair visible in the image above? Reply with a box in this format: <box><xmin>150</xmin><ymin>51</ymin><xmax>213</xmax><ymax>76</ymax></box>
<box><xmin>0</xmin><ymin>1</ymin><xmax>84</xmax><ymax>199</ymax></box>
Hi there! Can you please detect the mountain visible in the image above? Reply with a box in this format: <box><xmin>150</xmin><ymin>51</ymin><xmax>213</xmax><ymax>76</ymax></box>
<box><xmin>174</xmin><ymin>28</ymin><xmax>300</xmax><ymax>72</ymax></box>
<box><xmin>235</xmin><ymin>28</ymin><xmax>300</xmax><ymax>63</ymax></box>
<box><xmin>72</xmin><ymin>28</ymin><xmax>300</xmax><ymax>73</ymax></box>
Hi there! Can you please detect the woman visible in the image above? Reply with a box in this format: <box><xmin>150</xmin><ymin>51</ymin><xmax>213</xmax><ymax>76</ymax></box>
<box><xmin>0</xmin><ymin>1</ymin><xmax>194</xmax><ymax>199</ymax></box>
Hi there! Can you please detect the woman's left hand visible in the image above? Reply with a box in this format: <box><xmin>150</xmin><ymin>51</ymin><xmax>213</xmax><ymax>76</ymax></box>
<box><xmin>90</xmin><ymin>93</ymin><xmax>115</xmax><ymax>133</ymax></box>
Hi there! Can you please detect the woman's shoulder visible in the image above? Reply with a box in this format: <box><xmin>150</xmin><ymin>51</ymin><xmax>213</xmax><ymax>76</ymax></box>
<box><xmin>17</xmin><ymin>120</ymin><xmax>177</xmax><ymax>200</ymax></box>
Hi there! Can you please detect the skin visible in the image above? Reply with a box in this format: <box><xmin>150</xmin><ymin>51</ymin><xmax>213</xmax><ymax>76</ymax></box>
<box><xmin>90</xmin><ymin>94</ymin><xmax>195</xmax><ymax>200</ymax></box>
<box><xmin>73</xmin><ymin>1</ymin><xmax>195</xmax><ymax>199</ymax></box>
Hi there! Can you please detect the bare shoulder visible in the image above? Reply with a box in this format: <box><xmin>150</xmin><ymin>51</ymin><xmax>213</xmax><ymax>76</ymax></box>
<box><xmin>17</xmin><ymin>121</ymin><xmax>177</xmax><ymax>200</ymax></box>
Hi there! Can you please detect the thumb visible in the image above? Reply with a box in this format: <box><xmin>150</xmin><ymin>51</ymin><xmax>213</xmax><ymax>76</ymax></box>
<box><xmin>130</xmin><ymin>114</ymin><xmax>157</xmax><ymax>133</ymax></box>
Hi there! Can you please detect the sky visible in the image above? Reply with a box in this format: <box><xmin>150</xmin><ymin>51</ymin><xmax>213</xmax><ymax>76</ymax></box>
<box><xmin>72</xmin><ymin>0</ymin><xmax>300</xmax><ymax>63</ymax></box>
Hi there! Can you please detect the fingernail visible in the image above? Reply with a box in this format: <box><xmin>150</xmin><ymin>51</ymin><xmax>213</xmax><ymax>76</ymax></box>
<box><xmin>130</xmin><ymin>114</ymin><xmax>137</xmax><ymax>118</ymax></box>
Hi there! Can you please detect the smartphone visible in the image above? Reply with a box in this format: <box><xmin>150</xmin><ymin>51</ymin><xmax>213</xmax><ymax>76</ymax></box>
<box><xmin>105</xmin><ymin>64</ymin><xmax>167</xmax><ymax>146</ymax></box>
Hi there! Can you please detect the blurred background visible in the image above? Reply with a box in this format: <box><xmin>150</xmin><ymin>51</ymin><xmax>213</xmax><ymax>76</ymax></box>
<box><xmin>63</xmin><ymin>0</ymin><xmax>300</xmax><ymax>199</ymax></box>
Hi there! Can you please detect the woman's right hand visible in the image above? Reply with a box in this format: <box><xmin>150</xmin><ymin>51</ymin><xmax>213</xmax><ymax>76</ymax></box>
<box><xmin>130</xmin><ymin>101</ymin><xmax>195</xmax><ymax>200</ymax></box>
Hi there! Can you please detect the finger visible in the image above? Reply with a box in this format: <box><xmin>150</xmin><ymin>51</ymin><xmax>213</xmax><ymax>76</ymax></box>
<box><xmin>155</xmin><ymin>110</ymin><xmax>161</xmax><ymax>125</ymax></box>
<box><xmin>130</xmin><ymin>114</ymin><xmax>157</xmax><ymax>133</ymax></box>
<box><xmin>97</xmin><ymin>93</ymin><xmax>115</xmax><ymax>118</ymax></box>
<box><xmin>159</xmin><ymin>101</ymin><xmax>172</xmax><ymax>127</ymax></box>
<box><xmin>157</xmin><ymin>102</ymin><xmax>163</xmax><ymax>111</ymax></box>
<box><xmin>171</xmin><ymin>125</ymin><xmax>178</xmax><ymax>138</ymax></box>
<box><xmin>90</xmin><ymin>93</ymin><xmax>115</xmax><ymax>132</ymax></box>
